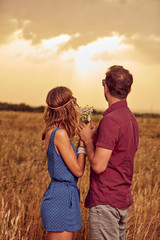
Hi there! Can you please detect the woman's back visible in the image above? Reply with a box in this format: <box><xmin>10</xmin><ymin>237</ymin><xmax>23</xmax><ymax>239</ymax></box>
<box><xmin>47</xmin><ymin>128</ymin><xmax>78</xmax><ymax>184</ymax></box>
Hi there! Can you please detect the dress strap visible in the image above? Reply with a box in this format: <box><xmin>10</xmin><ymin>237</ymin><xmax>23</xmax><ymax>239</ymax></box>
<box><xmin>47</xmin><ymin>128</ymin><xmax>61</xmax><ymax>154</ymax></box>
<box><xmin>50</xmin><ymin>128</ymin><xmax>61</xmax><ymax>139</ymax></box>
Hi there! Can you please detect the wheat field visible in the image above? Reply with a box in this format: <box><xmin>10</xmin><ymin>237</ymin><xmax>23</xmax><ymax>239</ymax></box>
<box><xmin>0</xmin><ymin>111</ymin><xmax>160</xmax><ymax>240</ymax></box>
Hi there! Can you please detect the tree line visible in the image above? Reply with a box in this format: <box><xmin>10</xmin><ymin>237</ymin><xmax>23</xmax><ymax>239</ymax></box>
<box><xmin>0</xmin><ymin>102</ymin><xmax>102</xmax><ymax>115</ymax></box>
<box><xmin>0</xmin><ymin>102</ymin><xmax>44</xmax><ymax>112</ymax></box>
<box><xmin>0</xmin><ymin>102</ymin><xmax>159</xmax><ymax>118</ymax></box>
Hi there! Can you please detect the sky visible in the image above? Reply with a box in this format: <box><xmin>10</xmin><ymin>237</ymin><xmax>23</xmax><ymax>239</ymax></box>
<box><xmin>0</xmin><ymin>0</ymin><xmax>160</xmax><ymax>113</ymax></box>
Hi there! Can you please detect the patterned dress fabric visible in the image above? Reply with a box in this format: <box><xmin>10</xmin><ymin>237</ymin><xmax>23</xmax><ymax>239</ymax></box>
<box><xmin>41</xmin><ymin>128</ymin><xmax>82</xmax><ymax>232</ymax></box>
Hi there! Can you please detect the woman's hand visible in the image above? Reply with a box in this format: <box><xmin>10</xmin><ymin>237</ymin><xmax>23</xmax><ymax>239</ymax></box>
<box><xmin>77</xmin><ymin>122</ymin><xmax>96</xmax><ymax>145</ymax></box>
<box><xmin>78</xmin><ymin>138</ymin><xmax>85</xmax><ymax>147</ymax></box>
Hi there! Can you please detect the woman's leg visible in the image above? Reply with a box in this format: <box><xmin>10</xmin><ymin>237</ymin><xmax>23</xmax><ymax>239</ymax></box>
<box><xmin>47</xmin><ymin>231</ymin><xmax>73</xmax><ymax>240</ymax></box>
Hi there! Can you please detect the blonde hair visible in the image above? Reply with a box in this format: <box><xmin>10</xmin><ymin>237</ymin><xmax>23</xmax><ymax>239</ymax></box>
<box><xmin>42</xmin><ymin>86</ymin><xmax>80</xmax><ymax>140</ymax></box>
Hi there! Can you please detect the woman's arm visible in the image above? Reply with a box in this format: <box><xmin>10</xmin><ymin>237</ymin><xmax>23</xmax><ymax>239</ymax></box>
<box><xmin>77</xmin><ymin>139</ymin><xmax>86</xmax><ymax>175</ymax></box>
<box><xmin>55</xmin><ymin>129</ymin><xmax>86</xmax><ymax>177</ymax></box>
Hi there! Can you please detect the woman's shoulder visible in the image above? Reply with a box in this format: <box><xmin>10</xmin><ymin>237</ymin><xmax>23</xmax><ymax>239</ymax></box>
<box><xmin>55</xmin><ymin>128</ymin><xmax>69</xmax><ymax>139</ymax></box>
<box><xmin>46</xmin><ymin>127</ymin><xmax>67</xmax><ymax>138</ymax></box>
<box><xmin>54</xmin><ymin>128</ymin><xmax>70</xmax><ymax>149</ymax></box>
<box><xmin>45</xmin><ymin>128</ymin><xmax>69</xmax><ymax>151</ymax></box>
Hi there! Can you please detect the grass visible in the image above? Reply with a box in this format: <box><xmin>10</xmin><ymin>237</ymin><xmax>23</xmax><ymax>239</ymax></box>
<box><xmin>0</xmin><ymin>111</ymin><xmax>160</xmax><ymax>240</ymax></box>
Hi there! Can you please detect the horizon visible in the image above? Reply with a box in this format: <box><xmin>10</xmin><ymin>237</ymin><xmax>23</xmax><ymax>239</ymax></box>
<box><xmin>1</xmin><ymin>101</ymin><xmax>160</xmax><ymax>115</ymax></box>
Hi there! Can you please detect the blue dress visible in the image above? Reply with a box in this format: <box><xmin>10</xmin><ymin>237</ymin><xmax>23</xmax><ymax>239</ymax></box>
<box><xmin>41</xmin><ymin>128</ymin><xmax>82</xmax><ymax>232</ymax></box>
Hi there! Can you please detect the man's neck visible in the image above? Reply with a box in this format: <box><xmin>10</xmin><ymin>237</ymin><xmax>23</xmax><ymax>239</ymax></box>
<box><xmin>108</xmin><ymin>96</ymin><xmax>126</xmax><ymax>107</ymax></box>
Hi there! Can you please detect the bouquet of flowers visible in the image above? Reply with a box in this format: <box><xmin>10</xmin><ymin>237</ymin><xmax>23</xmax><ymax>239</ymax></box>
<box><xmin>80</xmin><ymin>105</ymin><xmax>93</xmax><ymax>124</ymax></box>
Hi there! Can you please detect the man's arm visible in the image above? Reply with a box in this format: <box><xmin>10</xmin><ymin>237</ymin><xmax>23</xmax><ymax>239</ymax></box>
<box><xmin>78</xmin><ymin>123</ymin><xmax>112</xmax><ymax>174</ymax></box>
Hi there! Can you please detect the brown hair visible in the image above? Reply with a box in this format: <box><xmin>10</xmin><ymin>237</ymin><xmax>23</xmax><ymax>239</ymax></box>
<box><xmin>105</xmin><ymin>65</ymin><xmax>133</xmax><ymax>99</ymax></box>
<box><xmin>42</xmin><ymin>86</ymin><xmax>80</xmax><ymax>140</ymax></box>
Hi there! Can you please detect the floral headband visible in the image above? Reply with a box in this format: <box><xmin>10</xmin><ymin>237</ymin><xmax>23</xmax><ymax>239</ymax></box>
<box><xmin>47</xmin><ymin>97</ymin><xmax>76</xmax><ymax>110</ymax></box>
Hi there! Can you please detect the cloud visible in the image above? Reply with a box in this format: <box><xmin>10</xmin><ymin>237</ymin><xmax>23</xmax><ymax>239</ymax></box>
<box><xmin>126</xmin><ymin>34</ymin><xmax>160</xmax><ymax>64</ymax></box>
<box><xmin>0</xmin><ymin>0</ymin><xmax>160</xmax><ymax>66</ymax></box>
<box><xmin>1</xmin><ymin>0</ymin><xmax>160</xmax><ymax>46</ymax></box>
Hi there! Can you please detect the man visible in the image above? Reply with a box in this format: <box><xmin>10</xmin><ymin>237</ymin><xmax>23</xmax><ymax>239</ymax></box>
<box><xmin>78</xmin><ymin>65</ymin><xmax>139</xmax><ymax>240</ymax></box>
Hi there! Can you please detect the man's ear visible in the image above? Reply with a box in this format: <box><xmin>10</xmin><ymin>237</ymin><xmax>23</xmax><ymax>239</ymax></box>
<box><xmin>104</xmin><ymin>84</ymin><xmax>109</xmax><ymax>93</ymax></box>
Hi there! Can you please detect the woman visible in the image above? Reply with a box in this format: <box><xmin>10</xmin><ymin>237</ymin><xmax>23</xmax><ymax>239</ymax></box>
<box><xmin>41</xmin><ymin>86</ymin><xmax>86</xmax><ymax>240</ymax></box>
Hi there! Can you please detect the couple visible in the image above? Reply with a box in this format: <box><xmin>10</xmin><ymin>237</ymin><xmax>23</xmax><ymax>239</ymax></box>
<box><xmin>40</xmin><ymin>65</ymin><xmax>139</xmax><ymax>240</ymax></box>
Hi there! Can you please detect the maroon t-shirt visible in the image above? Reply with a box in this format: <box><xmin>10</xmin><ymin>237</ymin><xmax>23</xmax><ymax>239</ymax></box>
<box><xmin>85</xmin><ymin>100</ymin><xmax>139</xmax><ymax>209</ymax></box>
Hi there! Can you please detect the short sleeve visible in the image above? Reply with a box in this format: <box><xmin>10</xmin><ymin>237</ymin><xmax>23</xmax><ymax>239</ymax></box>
<box><xmin>96</xmin><ymin>116</ymin><xmax>120</xmax><ymax>150</ymax></box>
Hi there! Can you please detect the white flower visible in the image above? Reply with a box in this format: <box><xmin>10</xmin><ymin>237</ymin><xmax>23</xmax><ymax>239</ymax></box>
<box><xmin>80</xmin><ymin>105</ymin><xmax>93</xmax><ymax>124</ymax></box>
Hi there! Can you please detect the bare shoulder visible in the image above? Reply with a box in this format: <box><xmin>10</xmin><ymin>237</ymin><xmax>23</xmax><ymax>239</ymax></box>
<box><xmin>55</xmin><ymin>128</ymin><xmax>69</xmax><ymax>141</ymax></box>
<box><xmin>54</xmin><ymin>129</ymin><xmax>71</xmax><ymax>150</ymax></box>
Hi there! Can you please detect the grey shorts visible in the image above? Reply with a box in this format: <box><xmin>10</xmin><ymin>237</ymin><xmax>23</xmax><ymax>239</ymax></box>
<box><xmin>89</xmin><ymin>205</ymin><xmax>130</xmax><ymax>240</ymax></box>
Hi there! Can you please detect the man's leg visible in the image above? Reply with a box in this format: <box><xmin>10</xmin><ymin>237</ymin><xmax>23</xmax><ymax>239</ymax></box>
<box><xmin>89</xmin><ymin>205</ymin><xmax>102</xmax><ymax>240</ymax></box>
<box><xmin>117</xmin><ymin>207</ymin><xmax>130</xmax><ymax>240</ymax></box>
<box><xmin>89</xmin><ymin>205</ymin><xmax>130</xmax><ymax>240</ymax></box>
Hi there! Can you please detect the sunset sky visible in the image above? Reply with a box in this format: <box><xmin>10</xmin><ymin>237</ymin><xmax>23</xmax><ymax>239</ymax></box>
<box><xmin>0</xmin><ymin>0</ymin><xmax>160</xmax><ymax>113</ymax></box>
